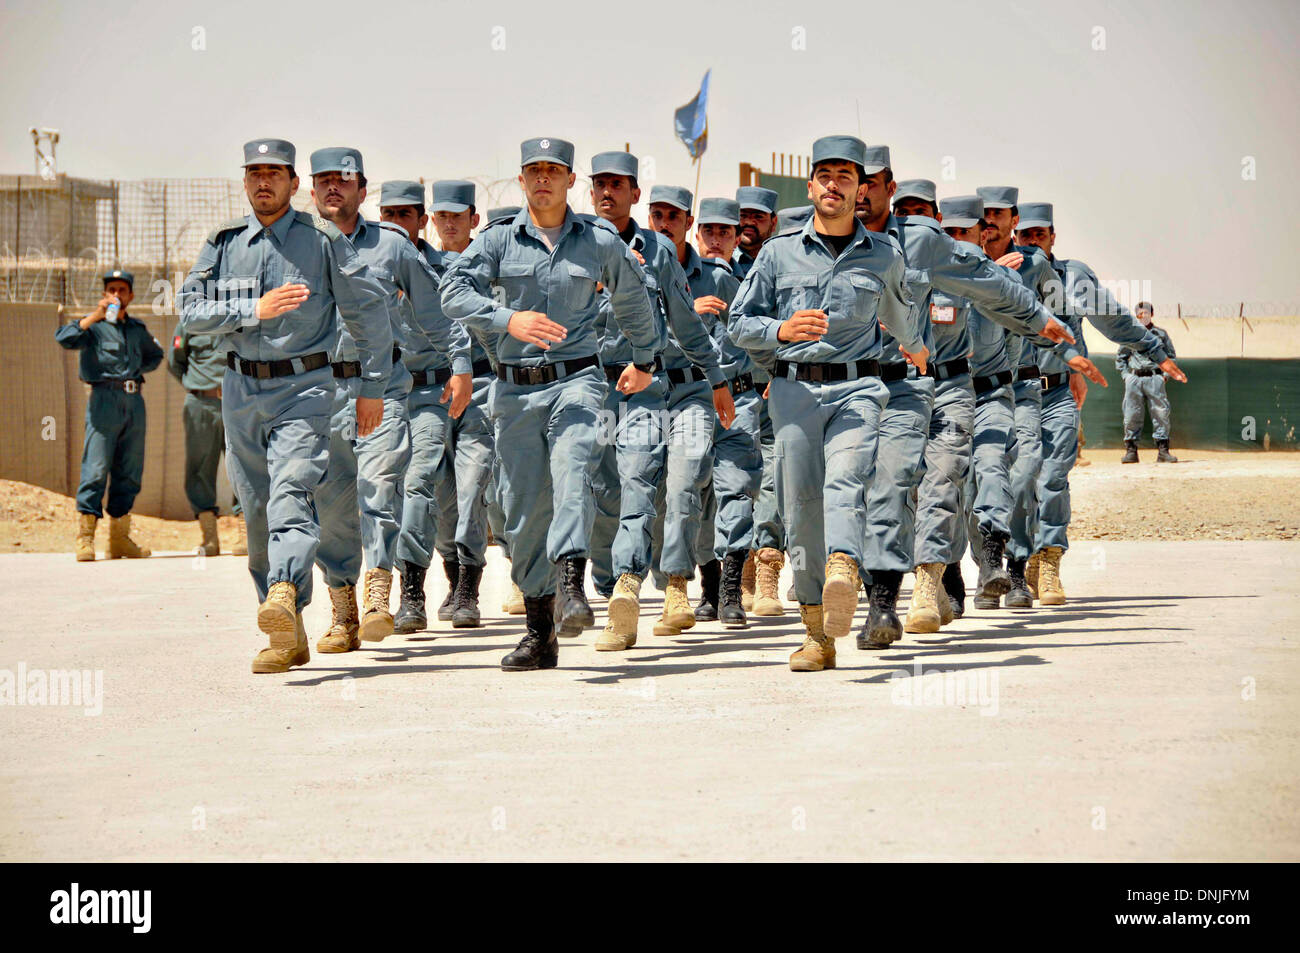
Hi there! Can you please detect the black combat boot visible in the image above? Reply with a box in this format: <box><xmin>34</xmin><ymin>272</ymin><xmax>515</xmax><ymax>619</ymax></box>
<box><xmin>502</xmin><ymin>595</ymin><xmax>558</xmax><ymax>671</ymax></box>
<box><xmin>858</xmin><ymin>570</ymin><xmax>903</xmax><ymax>650</ymax></box>
<box><xmin>451</xmin><ymin>563</ymin><xmax>483</xmax><ymax>628</ymax></box>
<box><xmin>392</xmin><ymin>561</ymin><xmax>427</xmax><ymax>634</ymax></box>
<box><xmin>437</xmin><ymin>558</ymin><xmax>459</xmax><ymax>622</ymax></box>
<box><xmin>1121</xmin><ymin>439</ymin><xmax>1139</xmax><ymax>464</ymax></box>
<box><xmin>554</xmin><ymin>556</ymin><xmax>595</xmax><ymax>636</ymax></box>
<box><xmin>976</xmin><ymin>532</ymin><xmax>1012</xmax><ymax>606</ymax></box>
<box><xmin>1005</xmin><ymin>557</ymin><xmax>1033</xmax><ymax>608</ymax></box>
<box><xmin>718</xmin><ymin>551</ymin><xmax>748</xmax><ymax>626</ymax></box>
<box><xmin>942</xmin><ymin>562</ymin><xmax>966</xmax><ymax>619</ymax></box>
<box><xmin>695</xmin><ymin>559</ymin><xmax>721</xmax><ymax>621</ymax></box>
<box><xmin>1156</xmin><ymin>439</ymin><xmax>1178</xmax><ymax>463</ymax></box>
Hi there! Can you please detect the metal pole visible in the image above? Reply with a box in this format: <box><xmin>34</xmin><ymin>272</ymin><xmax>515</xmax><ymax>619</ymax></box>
<box><xmin>162</xmin><ymin>182</ymin><xmax>169</xmax><ymax>290</ymax></box>
<box><xmin>65</xmin><ymin>178</ymin><xmax>74</xmax><ymax>307</ymax></box>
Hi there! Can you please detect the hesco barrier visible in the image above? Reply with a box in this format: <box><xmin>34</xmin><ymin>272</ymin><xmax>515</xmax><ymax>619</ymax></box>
<box><xmin>1080</xmin><ymin>358</ymin><xmax>1300</xmax><ymax>450</ymax></box>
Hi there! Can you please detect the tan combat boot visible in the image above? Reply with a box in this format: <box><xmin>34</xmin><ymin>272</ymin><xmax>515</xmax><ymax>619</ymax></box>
<box><xmin>502</xmin><ymin>579</ymin><xmax>525</xmax><ymax>614</ymax></box>
<box><xmin>790</xmin><ymin>604</ymin><xmax>835</xmax><ymax>672</ymax></box>
<box><xmin>317</xmin><ymin>585</ymin><xmax>360</xmax><ymax>653</ymax></box>
<box><xmin>197</xmin><ymin>511</ymin><xmax>220</xmax><ymax>557</ymax></box>
<box><xmin>740</xmin><ymin>551</ymin><xmax>757</xmax><ymax>612</ymax></box>
<box><xmin>599</xmin><ymin>572</ymin><xmax>642</xmax><ymax>650</ymax></box>
<box><xmin>1025</xmin><ymin>552</ymin><xmax>1040</xmax><ymax>599</ymax></box>
<box><xmin>1037</xmin><ymin>546</ymin><xmax>1067</xmax><ymax>605</ymax></box>
<box><xmin>252</xmin><ymin>605</ymin><xmax>309</xmax><ymax>675</ymax></box>
<box><xmin>821</xmin><ymin>552</ymin><xmax>860</xmax><ymax>639</ymax></box>
<box><xmin>905</xmin><ymin>563</ymin><xmax>944</xmax><ymax>633</ymax></box>
<box><xmin>107</xmin><ymin>514</ymin><xmax>150</xmax><ymax>558</ymax></box>
<box><xmin>752</xmin><ymin>547</ymin><xmax>785</xmax><ymax>616</ymax></box>
<box><xmin>653</xmin><ymin>574</ymin><xmax>696</xmax><ymax>636</ymax></box>
<box><xmin>75</xmin><ymin>513</ymin><xmax>97</xmax><ymax>562</ymax></box>
<box><xmin>231</xmin><ymin>516</ymin><xmax>248</xmax><ymax>556</ymax></box>
<box><xmin>359</xmin><ymin>568</ymin><xmax>394</xmax><ymax>642</ymax></box>
<box><xmin>937</xmin><ymin>574</ymin><xmax>955</xmax><ymax>626</ymax></box>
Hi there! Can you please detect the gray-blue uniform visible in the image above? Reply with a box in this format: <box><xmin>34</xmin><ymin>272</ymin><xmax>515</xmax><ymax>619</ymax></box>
<box><xmin>1118</xmin><ymin>323</ymin><xmax>1176</xmax><ymax>442</ymax></box>
<box><xmin>311</xmin><ymin>150</ymin><xmax>469</xmax><ymax>592</ymax></box>
<box><xmin>733</xmin><ymin>186</ymin><xmax>784</xmax><ymax>555</ymax></box>
<box><xmin>439</xmin><ymin>138</ymin><xmax>658</xmax><ymax>601</ymax></box>
<box><xmin>644</xmin><ymin>185</ymin><xmax>727</xmax><ymax>585</ymax></box>
<box><xmin>178</xmin><ymin>139</ymin><xmax>393</xmax><ymax>610</ymax></box>
<box><xmin>690</xmin><ymin>199</ymin><xmax>762</xmax><ymax>567</ymax></box>
<box><xmin>57</xmin><ymin>269</ymin><xmax>164</xmax><ymax>518</ymax></box>
<box><xmin>730</xmin><ymin>137</ymin><xmax>921</xmax><ymax>607</ymax></box>
<box><xmin>167</xmin><ymin>321</ymin><xmax>240</xmax><ymax>517</ymax></box>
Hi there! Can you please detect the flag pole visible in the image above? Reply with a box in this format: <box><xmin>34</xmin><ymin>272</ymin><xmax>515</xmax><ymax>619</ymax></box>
<box><xmin>692</xmin><ymin>154</ymin><xmax>704</xmax><ymax>217</ymax></box>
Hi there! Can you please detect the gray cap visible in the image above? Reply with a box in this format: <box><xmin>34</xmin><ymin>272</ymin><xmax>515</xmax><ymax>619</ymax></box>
<box><xmin>735</xmin><ymin>186</ymin><xmax>779</xmax><ymax>213</ymax></box>
<box><xmin>1017</xmin><ymin>202</ymin><xmax>1054</xmax><ymax>230</ymax></box>
<box><xmin>487</xmin><ymin>206</ymin><xmax>521</xmax><ymax>225</ymax></box>
<box><xmin>103</xmin><ymin>268</ymin><xmax>134</xmax><ymax>289</ymax></box>
<box><xmin>894</xmin><ymin>179</ymin><xmax>937</xmax><ymax>204</ymax></box>
<box><xmin>777</xmin><ymin>205</ymin><xmax>814</xmax><ymax>234</ymax></box>
<box><xmin>310</xmin><ymin>147</ymin><xmax>364</xmax><ymax>177</ymax></box>
<box><xmin>862</xmin><ymin>145</ymin><xmax>891</xmax><ymax>175</ymax></box>
<box><xmin>939</xmin><ymin>195</ymin><xmax>984</xmax><ymax>229</ymax></box>
<box><xmin>520</xmin><ymin>137</ymin><xmax>574</xmax><ymax>169</ymax></box>
<box><xmin>590</xmin><ymin>151</ymin><xmax>638</xmax><ymax>179</ymax></box>
<box><xmin>811</xmin><ymin>135</ymin><xmax>867</xmax><ymax>168</ymax></box>
<box><xmin>697</xmin><ymin>198</ymin><xmax>740</xmax><ymax>226</ymax></box>
<box><xmin>431</xmin><ymin>180</ymin><xmax>475</xmax><ymax>213</ymax></box>
<box><xmin>648</xmin><ymin>184</ymin><xmax>693</xmax><ymax>212</ymax></box>
<box><xmin>977</xmin><ymin>186</ymin><xmax>1018</xmax><ymax>209</ymax></box>
<box><xmin>379</xmin><ymin>180</ymin><xmax>425</xmax><ymax>208</ymax></box>
<box><xmin>242</xmin><ymin>138</ymin><xmax>295</xmax><ymax>168</ymax></box>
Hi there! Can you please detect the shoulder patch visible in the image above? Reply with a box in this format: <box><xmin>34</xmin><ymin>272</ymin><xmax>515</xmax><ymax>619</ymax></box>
<box><xmin>296</xmin><ymin>209</ymin><xmax>343</xmax><ymax>241</ymax></box>
<box><xmin>378</xmin><ymin>220</ymin><xmax>409</xmax><ymax>238</ymax></box>
<box><xmin>205</xmin><ymin>216</ymin><xmax>247</xmax><ymax>245</ymax></box>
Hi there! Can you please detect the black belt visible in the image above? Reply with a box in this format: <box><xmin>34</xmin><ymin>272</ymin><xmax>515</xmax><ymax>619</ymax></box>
<box><xmin>92</xmin><ymin>379</ymin><xmax>143</xmax><ymax>394</ymax></box>
<box><xmin>1132</xmin><ymin>367</ymin><xmax>1161</xmax><ymax>377</ymax></box>
<box><xmin>932</xmin><ymin>357</ymin><xmax>969</xmax><ymax>381</ymax></box>
<box><xmin>228</xmin><ymin>351</ymin><xmax>330</xmax><ymax>379</ymax></box>
<box><xmin>411</xmin><ymin>367</ymin><xmax>452</xmax><ymax>387</ymax></box>
<box><xmin>604</xmin><ymin>356</ymin><xmax>663</xmax><ymax>383</ymax></box>
<box><xmin>189</xmin><ymin>386</ymin><xmax>222</xmax><ymax>399</ymax></box>
<box><xmin>1015</xmin><ymin>364</ymin><xmax>1041</xmax><ymax>382</ymax></box>
<box><xmin>726</xmin><ymin>372</ymin><xmax>755</xmax><ymax>398</ymax></box>
<box><xmin>497</xmin><ymin>354</ymin><xmax>600</xmax><ymax>386</ymax></box>
<box><xmin>332</xmin><ymin>361</ymin><xmax>362</xmax><ymax>380</ymax></box>
<box><xmin>1040</xmin><ymin>372</ymin><xmax>1069</xmax><ymax>390</ymax></box>
<box><xmin>880</xmin><ymin>361</ymin><xmax>917</xmax><ymax>383</ymax></box>
<box><xmin>663</xmin><ymin>366</ymin><xmax>706</xmax><ymax>386</ymax></box>
<box><xmin>973</xmin><ymin>370</ymin><xmax>1014</xmax><ymax>395</ymax></box>
<box><xmin>775</xmin><ymin>358</ymin><xmax>880</xmax><ymax>383</ymax></box>
<box><xmin>471</xmin><ymin>358</ymin><xmax>493</xmax><ymax>378</ymax></box>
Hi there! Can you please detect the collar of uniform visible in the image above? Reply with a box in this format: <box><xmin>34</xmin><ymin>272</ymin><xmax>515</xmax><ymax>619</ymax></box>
<box><xmin>250</xmin><ymin>208</ymin><xmax>297</xmax><ymax>245</ymax></box>
<box><xmin>513</xmin><ymin>205</ymin><xmax>584</xmax><ymax>242</ymax></box>
<box><xmin>681</xmin><ymin>242</ymin><xmax>702</xmax><ymax>281</ymax></box>
<box><xmin>347</xmin><ymin>217</ymin><xmax>372</xmax><ymax>243</ymax></box>
<box><xmin>799</xmin><ymin>214</ymin><xmax>872</xmax><ymax>255</ymax></box>
<box><xmin>899</xmin><ymin>214</ymin><xmax>942</xmax><ymax>235</ymax></box>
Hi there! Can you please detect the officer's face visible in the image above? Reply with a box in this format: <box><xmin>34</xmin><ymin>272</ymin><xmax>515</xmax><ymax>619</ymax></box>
<box><xmin>103</xmin><ymin>280</ymin><xmax>133</xmax><ymax>308</ymax></box>
<box><xmin>853</xmin><ymin>170</ymin><xmax>894</xmax><ymax>226</ymax></box>
<box><xmin>809</xmin><ymin>162</ymin><xmax>863</xmax><ymax>221</ymax></box>
<box><xmin>1016</xmin><ymin>225</ymin><xmax>1054</xmax><ymax>256</ymax></box>
<box><xmin>379</xmin><ymin>205</ymin><xmax>427</xmax><ymax>243</ymax></box>
<box><xmin>894</xmin><ymin>197</ymin><xmax>936</xmax><ymax>219</ymax></box>
<box><xmin>432</xmin><ymin>209</ymin><xmax>479</xmax><ymax>250</ymax></box>
<box><xmin>243</xmin><ymin>165</ymin><xmax>297</xmax><ymax>215</ymax></box>
<box><xmin>984</xmin><ymin>207</ymin><xmax>1019</xmax><ymax>245</ymax></box>
<box><xmin>519</xmin><ymin>162</ymin><xmax>575</xmax><ymax>213</ymax></box>
<box><xmin>312</xmin><ymin>171</ymin><xmax>365</xmax><ymax>223</ymax></box>
<box><xmin>697</xmin><ymin>223</ymin><xmax>737</xmax><ymax>260</ymax></box>
<box><xmin>649</xmin><ymin>204</ymin><xmax>692</xmax><ymax>248</ymax></box>
<box><xmin>590</xmin><ymin>174</ymin><xmax>640</xmax><ymax>224</ymax></box>
<box><xmin>737</xmin><ymin>209</ymin><xmax>774</xmax><ymax>254</ymax></box>
<box><xmin>944</xmin><ymin>225</ymin><xmax>982</xmax><ymax>244</ymax></box>
<box><xmin>1136</xmin><ymin>308</ymin><xmax>1154</xmax><ymax>326</ymax></box>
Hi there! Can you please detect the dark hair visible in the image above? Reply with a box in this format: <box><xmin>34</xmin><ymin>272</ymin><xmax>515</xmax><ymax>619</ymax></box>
<box><xmin>809</xmin><ymin>160</ymin><xmax>868</xmax><ymax>184</ymax></box>
<box><xmin>286</xmin><ymin>166</ymin><xmax>297</xmax><ymax>179</ymax></box>
<box><xmin>1009</xmin><ymin>204</ymin><xmax>1018</xmax><ymax>216</ymax></box>
<box><xmin>356</xmin><ymin>173</ymin><xmax>368</xmax><ymax>189</ymax></box>
<box><xmin>1136</xmin><ymin>301</ymin><xmax>1154</xmax><ymax>313</ymax></box>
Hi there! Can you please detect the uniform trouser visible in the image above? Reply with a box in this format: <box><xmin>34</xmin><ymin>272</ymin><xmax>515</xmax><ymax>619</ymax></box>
<box><xmin>694</xmin><ymin>386</ymin><xmax>763</xmax><ymax>564</ymax></box>
<box><xmin>964</xmin><ymin>384</ymin><xmax>1016</xmax><ymax>555</ymax></box>
<box><xmin>650</xmin><ymin>378</ymin><xmax>716</xmax><ymax>581</ymax></box>
<box><xmin>315</xmin><ymin>385</ymin><xmax>412</xmax><ymax>587</ymax></box>
<box><xmin>1122</xmin><ymin>373</ymin><xmax>1172</xmax><ymax>441</ymax></box>
<box><xmin>432</xmin><ymin>376</ymin><xmax>495</xmax><ymax>568</ymax></box>
<box><xmin>769</xmin><ymin>373</ymin><xmax>887</xmax><ymax>606</ymax></box>
<box><xmin>76</xmin><ymin>386</ymin><xmax>147</xmax><ymax>519</ymax></box>
<box><xmin>490</xmin><ymin>367</ymin><xmax>606</xmax><ymax>598</ymax></box>
<box><xmin>486</xmin><ymin>456</ymin><xmax>508</xmax><ymax>554</ymax></box>
<box><xmin>222</xmin><ymin>364</ymin><xmax>334</xmax><ymax>610</ymax></box>
<box><xmin>861</xmin><ymin>375</ymin><xmax>936</xmax><ymax>575</ymax></box>
<box><xmin>590</xmin><ymin>375</ymin><xmax>669</xmax><ymax>593</ymax></box>
<box><xmin>182</xmin><ymin>392</ymin><xmax>241</xmax><ymax>517</ymax></box>
<box><xmin>751</xmin><ymin>392</ymin><xmax>784</xmax><ymax>551</ymax></box>
<box><xmin>1007</xmin><ymin>380</ymin><xmax>1043</xmax><ymax>562</ymax></box>
<box><xmin>1036</xmin><ymin>383</ymin><xmax>1079</xmax><ymax>553</ymax></box>
<box><xmin>914</xmin><ymin>378</ymin><xmax>975</xmax><ymax>566</ymax></box>
<box><xmin>394</xmin><ymin>384</ymin><xmax>454</xmax><ymax>571</ymax></box>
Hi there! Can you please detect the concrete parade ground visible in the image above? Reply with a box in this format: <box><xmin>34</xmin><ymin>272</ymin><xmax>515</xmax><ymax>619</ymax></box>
<box><xmin>1</xmin><ymin>539</ymin><xmax>1296</xmax><ymax>862</ymax></box>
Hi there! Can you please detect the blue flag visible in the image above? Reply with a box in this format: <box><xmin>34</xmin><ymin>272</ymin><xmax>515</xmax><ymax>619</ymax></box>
<box><xmin>674</xmin><ymin>69</ymin><xmax>710</xmax><ymax>160</ymax></box>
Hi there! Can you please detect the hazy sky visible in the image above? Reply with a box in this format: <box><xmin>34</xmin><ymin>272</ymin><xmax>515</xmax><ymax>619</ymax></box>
<box><xmin>3</xmin><ymin>0</ymin><xmax>1297</xmax><ymax>307</ymax></box>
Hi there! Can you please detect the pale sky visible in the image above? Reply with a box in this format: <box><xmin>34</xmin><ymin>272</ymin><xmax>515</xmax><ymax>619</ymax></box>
<box><xmin>2</xmin><ymin>0</ymin><xmax>1297</xmax><ymax>309</ymax></box>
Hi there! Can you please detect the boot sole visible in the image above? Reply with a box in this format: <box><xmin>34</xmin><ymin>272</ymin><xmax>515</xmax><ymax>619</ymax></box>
<box><xmin>359</xmin><ymin>614</ymin><xmax>394</xmax><ymax>642</ymax></box>
<box><xmin>752</xmin><ymin>601</ymin><xmax>784</xmax><ymax>616</ymax></box>
<box><xmin>257</xmin><ymin>601</ymin><xmax>298</xmax><ymax>650</ymax></box>
<box><xmin>316</xmin><ymin>641</ymin><xmax>359</xmax><ymax>654</ymax></box>
<box><xmin>607</xmin><ymin>592</ymin><xmax>641</xmax><ymax>637</ymax></box>
<box><xmin>1005</xmin><ymin>594</ymin><xmax>1034</xmax><ymax>608</ymax></box>
<box><xmin>594</xmin><ymin>636</ymin><xmax>633</xmax><ymax>652</ymax></box>
<box><xmin>502</xmin><ymin>657</ymin><xmax>559</xmax><ymax>672</ymax></box>
<box><xmin>720</xmin><ymin>613</ymin><xmax>747</xmax><ymax>628</ymax></box>
<box><xmin>451</xmin><ymin>614</ymin><xmax>481</xmax><ymax>628</ymax></box>
<box><xmin>76</xmin><ymin>553</ymin><xmax>95</xmax><ymax>562</ymax></box>
<box><xmin>973</xmin><ymin>596</ymin><xmax>1001</xmax><ymax>610</ymax></box>
<box><xmin>251</xmin><ymin>648</ymin><xmax>309</xmax><ymax>674</ymax></box>
<box><xmin>652</xmin><ymin>623</ymin><xmax>681</xmax><ymax>636</ymax></box>
<box><xmin>977</xmin><ymin>573</ymin><xmax>1012</xmax><ymax>599</ymax></box>
<box><xmin>904</xmin><ymin>611</ymin><xmax>941</xmax><ymax>634</ymax></box>
<box><xmin>1039</xmin><ymin>594</ymin><xmax>1067</xmax><ymax>606</ymax></box>
<box><xmin>436</xmin><ymin>607</ymin><xmax>455</xmax><ymax>622</ymax></box>
<box><xmin>821</xmin><ymin>577</ymin><xmax>859</xmax><ymax>639</ymax></box>
<box><xmin>789</xmin><ymin>658</ymin><xmax>833</xmax><ymax>672</ymax></box>
<box><xmin>392</xmin><ymin>617</ymin><xmax>426</xmax><ymax>634</ymax></box>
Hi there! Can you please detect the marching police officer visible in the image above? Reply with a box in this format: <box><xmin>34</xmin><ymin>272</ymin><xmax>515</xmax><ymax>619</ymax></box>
<box><xmin>178</xmin><ymin>138</ymin><xmax>393</xmax><ymax>674</ymax></box>
<box><xmin>1118</xmin><ymin>300</ymin><xmax>1178</xmax><ymax>463</ymax></box>
<box><xmin>57</xmin><ymin>268</ymin><xmax>164</xmax><ymax>561</ymax></box>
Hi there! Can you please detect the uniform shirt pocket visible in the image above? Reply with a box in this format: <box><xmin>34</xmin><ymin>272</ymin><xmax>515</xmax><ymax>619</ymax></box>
<box><xmin>847</xmin><ymin>272</ymin><xmax>883</xmax><ymax>320</ymax></box>
<box><xmin>493</xmin><ymin>260</ymin><xmax>534</xmax><ymax>310</ymax></box>
<box><xmin>566</xmin><ymin>261</ymin><xmax>600</xmax><ymax>312</ymax></box>
<box><xmin>775</xmin><ymin>273</ymin><xmax>819</xmax><ymax>316</ymax></box>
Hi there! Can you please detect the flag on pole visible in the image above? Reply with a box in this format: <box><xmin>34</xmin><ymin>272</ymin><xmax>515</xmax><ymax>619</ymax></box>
<box><xmin>674</xmin><ymin>69</ymin><xmax>711</xmax><ymax>161</ymax></box>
